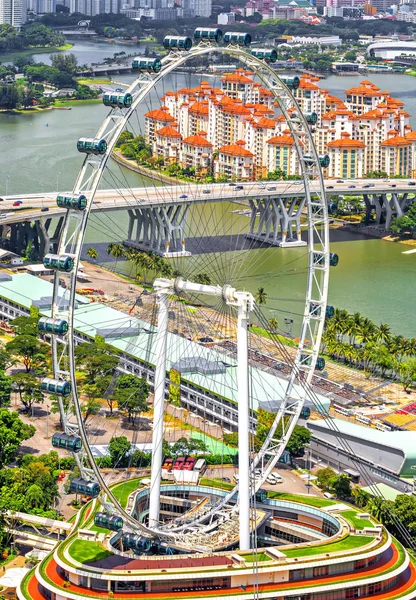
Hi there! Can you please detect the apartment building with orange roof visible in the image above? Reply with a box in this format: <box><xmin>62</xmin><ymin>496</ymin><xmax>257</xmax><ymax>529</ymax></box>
<box><xmin>327</xmin><ymin>132</ymin><xmax>366</xmax><ymax>179</ymax></box>
<box><xmin>144</xmin><ymin>72</ymin><xmax>416</xmax><ymax>179</ymax></box>
<box><xmin>215</xmin><ymin>140</ymin><xmax>254</xmax><ymax>180</ymax></box>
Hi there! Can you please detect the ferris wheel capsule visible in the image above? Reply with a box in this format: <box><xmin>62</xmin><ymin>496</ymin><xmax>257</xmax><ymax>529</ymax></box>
<box><xmin>70</xmin><ymin>477</ymin><xmax>100</xmax><ymax>498</ymax></box>
<box><xmin>303</xmin><ymin>153</ymin><xmax>330</xmax><ymax>168</ymax></box>
<box><xmin>38</xmin><ymin>317</ymin><xmax>68</xmax><ymax>336</ymax></box>
<box><xmin>251</xmin><ymin>48</ymin><xmax>277</xmax><ymax>63</ymax></box>
<box><xmin>43</xmin><ymin>253</ymin><xmax>74</xmax><ymax>272</ymax></box>
<box><xmin>103</xmin><ymin>92</ymin><xmax>133</xmax><ymax>109</ymax></box>
<box><xmin>194</xmin><ymin>27</ymin><xmax>223</xmax><ymax>43</ymax></box>
<box><xmin>77</xmin><ymin>137</ymin><xmax>107</xmax><ymax>155</ymax></box>
<box><xmin>132</xmin><ymin>57</ymin><xmax>162</xmax><ymax>73</ymax></box>
<box><xmin>56</xmin><ymin>194</ymin><xmax>87</xmax><ymax>211</ymax></box>
<box><xmin>223</xmin><ymin>32</ymin><xmax>252</xmax><ymax>46</ymax></box>
<box><xmin>280</xmin><ymin>75</ymin><xmax>300</xmax><ymax>90</ymax></box>
<box><xmin>41</xmin><ymin>377</ymin><xmax>72</xmax><ymax>396</ymax></box>
<box><xmin>163</xmin><ymin>36</ymin><xmax>192</xmax><ymax>51</ymax></box>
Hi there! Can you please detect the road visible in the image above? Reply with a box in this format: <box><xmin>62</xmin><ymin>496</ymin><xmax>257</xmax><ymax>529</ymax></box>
<box><xmin>0</xmin><ymin>178</ymin><xmax>413</xmax><ymax>225</ymax></box>
<box><xmin>205</xmin><ymin>465</ymin><xmax>323</xmax><ymax>497</ymax></box>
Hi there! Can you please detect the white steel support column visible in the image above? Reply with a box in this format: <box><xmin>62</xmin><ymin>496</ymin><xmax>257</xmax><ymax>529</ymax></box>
<box><xmin>237</xmin><ymin>296</ymin><xmax>251</xmax><ymax>551</ymax></box>
<box><xmin>148</xmin><ymin>283</ymin><xmax>170</xmax><ymax>528</ymax></box>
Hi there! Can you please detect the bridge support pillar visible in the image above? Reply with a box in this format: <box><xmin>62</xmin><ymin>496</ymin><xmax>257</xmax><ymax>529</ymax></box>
<box><xmin>365</xmin><ymin>192</ymin><xmax>414</xmax><ymax>231</ymax></box>
<box><xmin>125</xmin><ymin>203</ymin><xmax>191</xmax><ymax>257</ymax></box>
<box><xmin>246</xmin><ymin>196</ymin><xmax>306</xmax><ymax>247</ymax></box>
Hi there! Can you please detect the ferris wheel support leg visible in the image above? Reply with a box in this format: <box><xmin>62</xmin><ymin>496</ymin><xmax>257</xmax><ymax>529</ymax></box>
<box><xmin>148</xmin><ymin>286</ymin><xmax>169</xmax><ymax>528</ymax></box>
<box><xmin>237</xmin><ymin>296</ymin><xmax>252</xmax><ymax>551</ymax></box>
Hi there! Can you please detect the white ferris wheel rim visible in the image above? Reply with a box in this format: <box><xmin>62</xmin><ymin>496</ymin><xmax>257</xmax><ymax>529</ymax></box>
<box><xmin>50</xmin><ymin>42</ymin><xmax>330</xmax><ymax>543</ymax></box>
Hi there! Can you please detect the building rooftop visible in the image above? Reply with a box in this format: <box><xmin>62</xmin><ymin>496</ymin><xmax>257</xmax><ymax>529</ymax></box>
<box><xmin>0</xmin><ymin>274</ymin><xmax>330</xmax><ymax>414</ymax></box>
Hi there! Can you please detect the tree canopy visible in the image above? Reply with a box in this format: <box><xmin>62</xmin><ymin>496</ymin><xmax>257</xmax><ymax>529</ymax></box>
<box><xmin>0</xmin><ymin>409</ymin><xmax>35</xmax><ymax>467</ymax></box>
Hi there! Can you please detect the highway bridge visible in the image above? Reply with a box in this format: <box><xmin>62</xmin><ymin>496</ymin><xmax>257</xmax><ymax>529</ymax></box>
<box><xmin>0</xmin><ymin>179</ymin><xmax>414</xmax><ymax>256</ymax></box>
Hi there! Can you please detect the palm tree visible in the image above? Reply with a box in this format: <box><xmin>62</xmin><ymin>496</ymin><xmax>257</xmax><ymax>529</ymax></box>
<box><xmin>107</xmin><ymin>243</ymin><xmax>125</xmax><ymax>260</ymax></box>
<box><xmin>352</xmin><ymin>486</ymin><xmax>371</xmax><ymax>509</ymax></box>
<box><xmin>255</xmin><ymin>287</ymin><xmax>267</xmax><ymax>305</ymax></box>
<box><xmin>376</xmin><ymin>322</ymin><xmax>392</xmax><ymax>344</ymax></box>
<box><xmin>86</xmin><ymin>247</ymin><xmax>98</xmax><ymax>262</ymax></box>
<box><xmin>268</xmin><ymin>317</ymin><xmax>279</xmax><ymax>333</ymax></box>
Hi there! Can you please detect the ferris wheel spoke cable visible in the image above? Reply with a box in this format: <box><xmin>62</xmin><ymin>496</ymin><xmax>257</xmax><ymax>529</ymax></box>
<box><xmin>52</xmin><ymin>45</ymin><xmax>330</xmax><ymax>543</ymax></box>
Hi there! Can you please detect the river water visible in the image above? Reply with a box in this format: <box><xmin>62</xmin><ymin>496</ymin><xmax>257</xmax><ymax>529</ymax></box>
<box><xmin>1</xmin><ymin>42</ymin><xmax>416</xmax><ymax>336</ymax></box>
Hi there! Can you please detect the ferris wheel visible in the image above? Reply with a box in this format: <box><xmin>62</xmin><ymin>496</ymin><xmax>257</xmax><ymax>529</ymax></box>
<box><xmin>43</xmin><ymin>29</ymin><xmax>335</xmax><ymax>552</ymax></box>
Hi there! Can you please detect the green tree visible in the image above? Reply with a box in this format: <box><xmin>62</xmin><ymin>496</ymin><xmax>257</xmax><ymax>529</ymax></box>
<box><xmin>194</xmin><ymin>273</ymin><xmax>212</xmax><ymax>285</ymax></box>
<box><xmin>316</xmin><ymin>466</ymin><xmax>338</xmax><ymax>490</ymax></box>
<box><xmin>107</xmin><ymin>243</ymin><xmax>126</xmax><ymax>260</ymax></box>
<box><xmin>333</xmin><ymin>473</ymin><xmax>352</xmax><ymax>499</ymax></box>
<box><xmin>0</xmin><ymin>372</ymin><xmax>12</xmax><ymax>408</ymax></box>
<box><xmin>11</xmin><ymin>314</ymin><xmax>39</xmax><ymax>336</ymax></box>
<box><xmin>268</xmin><ymin>317</ymin><xmax>279</xmax><ymax>332</ymax></box>
<box><xmin>6</xmin><ymin>335</ymin><xmax>49</xmax><ymax>373</ymax></box>
<box><xmin>171</xmin><ymin>436</ymin><xmax>207</xmax><ymax>456</ymax></box>
<box><xmin>255</xmin><ymin>287</ymin><xmax>268</xmax><ymax>305</ymax></box>
<box><xmin>80</xmin><ymin>395</ymin><xmax>101</xmax><ymax>424</ymax></box>
<box><xmin>50</xmin><ymin>52</ymin><xmax>77</xmax><ymax>74</ymax></box>
<box><xmin>0</xmin><ymin>409</ymin><xmax>35</xmax><ymax>466</ymax></box>
<box><xmin>12</xmin><ymin>373</ymin><xmax>43</xmax><ymax>412</ymax></box>
<box><xmin>75</xmin><ymin>340</ymin><xmax>119</xmax><ymax>383</ymax></box>
<box><xmin>116</xmin><ymin>374</ymin><xmax>149</xmax><ymax>425</ymax></box>
<box><xmin>86</xmin><ymin>247</ymin><xmax>99</xmax><ymax>261</ymax></box>
<box><xmin>109</xmin><ymin>436</ymin><xmax>131</xmax><ymax>467</ymax></box>
<box><xmin>116</xmin><ymin>130</ymin><xmax>134</xmax><ymax>146</ymax></box>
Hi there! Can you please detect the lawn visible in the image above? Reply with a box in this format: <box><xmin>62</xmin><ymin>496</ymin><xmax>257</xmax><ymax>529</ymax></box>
<box><xmin>267</xmin><ymin>491</ymin><xmax>334</xmax><ymax>508</ymax></box>
<box><xmin>341</xmin><ymin>510</ymin><xmax>374</xmax><ymax>530</ymax></box>
<box><xmin>111</xmin><ymin>478</ymin><xmax>142</xmax><ymax>508</ymax></box>
<box><xmin>199</xmin><ymin>477</ymin><xmax>234</xmax><ymax>491</ymax></box>
<box><xmin>242</xmin><ymin>552</ymin><xmax>272</xmax><ymax>562</ymax></box>
<box><xmin>282</xmin><ymin>535</ymin><xmax>374</xmax><ymax>558</ymax></box>
<box><xmin>68</xmin><ymin>539</ymin><xmax>113</xmax><ymax>564</ymax></box>
<box><xmin>77</xmin><ymin>77</ymin><xmax>114</xmax><ymax>85</ymax></box>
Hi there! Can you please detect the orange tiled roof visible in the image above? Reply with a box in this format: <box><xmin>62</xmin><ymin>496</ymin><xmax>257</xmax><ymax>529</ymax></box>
<box><xmin>327</xmin><ymin>132</ymin><xmax>365</xmax><ymax>148</ymax></box>
<box><xmin>189</xmin><ymin>101</ymin><xmax>209</xmax><ymax>116</ymax></box>
<box><xmin>222</xmin><ymin>72</ymin><xmax>254</xmax><ymax>84</ymax></box>
<box><xmin>155</xmin><ymin>126</ymin><xmax>182</xmax><ymax>139</ymax></box>
<box><xmin>144</xmin><ymin>106</ymin><xmax>175</xmax><ymax>123</ymax></box>
<box><xmin>405</xmin><ymin>131</ymin><xmax>416</xmax><ymax>140</ymax></box>
<box><xmin>380</xmin><ymin>135</ymin><xmax>412</xmax><ymax>147</ymax></box>
<box><xmin>251</xmin><ymin>103</ymin><xmax>274</xmax><ymax>114</ymax></box>
<box><xmin>183</xmin><ymin>134</ymin><xmax>213</xmax><ymax>147</ymax></box>
<box><xmin>266</xmin><ymin>134</ymin><xmax>296</xmax><ymax>147</ymax></box>
<box><xmin>218</xmin><ymin>142</ymin><xmax>254</xmax><ymax>156</ymax></box>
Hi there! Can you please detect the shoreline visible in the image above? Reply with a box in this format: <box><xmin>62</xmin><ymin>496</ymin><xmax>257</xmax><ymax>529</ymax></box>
<box><xmin>111</xmin><ymin>151</ymin><xmax>180</xmax><ymax>185</ymax></box>
<box><xmin>1</xmin><ymin>98</ymin><xmax>101</xmax><ymax>116</ymax></box>
<box><xmin>0</xmin><ymin>42</ymin><xmax>73</xmax><ymax>63</ymax></box>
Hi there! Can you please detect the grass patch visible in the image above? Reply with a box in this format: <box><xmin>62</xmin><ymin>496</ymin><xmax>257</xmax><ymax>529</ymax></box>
<box><xmin>68</xmin><ymin>539</ymin><xmax>112</xmax><ymax>564</ymax></box>
<box><xmin>282</xmin><ymin>535</ymin><xmax>374</xmax><ymax>558</ymax></box>
<box><xmin>77</xmin><ymin>77</ymin><xmax>114</xmax><ymax>85</ymax></box>
<box><xmin>242</xmin><ymin>552</ymin><xmax>272</xmax><ymax>562</ymax></box>
<box><xmin>250</xmin><ymin>325</ymin><xmax>298</xmax><ymax>347</ymax></box>
<box><xmin>199</xmin><ymin>477</ymin><xmax>234</xmax><ymax>491</ymax></box>
<box><xmin>341</xmin><ymin>510</ymin><xmax>373</xmax><ymax>530</ymax></box>
<box><xmin>111</xmin><ymin>478</ymin><xmax>143</xmax><ymax>509</ymax></box>
<box><xmin>267</xmin><ymin>491</ymin><xmax>334</xmax><ymax>508</ymax></box>
<box><xmin>54</xmin><ymin>99</ymin><xmax>102</xmax><ymax>107</ymax></box>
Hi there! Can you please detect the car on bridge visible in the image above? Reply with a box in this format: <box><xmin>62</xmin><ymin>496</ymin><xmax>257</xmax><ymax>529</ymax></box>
<box><xmin>13</xmin><ymin>201</ymin><xmax>22</xmax><ymax>206</ymax></box>
<box><xmin>409</xmin><ymin>182</ymin><xmax>416</xmax><ymax>186</ymax></box>
<box><xmin>179</xmin><ymin>194</ymin><xmax>188</xmax><ymax>199</ymax></box>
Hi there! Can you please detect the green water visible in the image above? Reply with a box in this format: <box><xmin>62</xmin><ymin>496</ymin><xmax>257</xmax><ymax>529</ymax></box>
<box><xmin>1</xmin><ymin>74</ymin><xmax>416</xmax><ymax>337</ymax></box>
